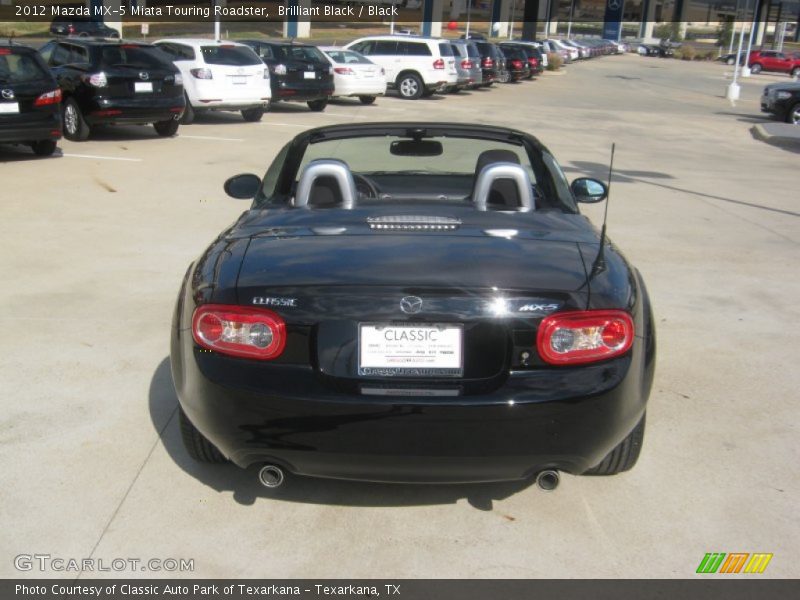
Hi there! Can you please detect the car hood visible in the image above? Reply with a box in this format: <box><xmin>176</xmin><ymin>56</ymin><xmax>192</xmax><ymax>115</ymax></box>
<box><xmin>765</xmin><ymin>81</ymin><xmax>800</xmax><ymax>92</ymax></box>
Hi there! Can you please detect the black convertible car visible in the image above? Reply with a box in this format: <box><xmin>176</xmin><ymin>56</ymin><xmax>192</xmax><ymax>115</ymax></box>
<box><xmin>171</xmin><ymin>123</ymin><xmax>656</xmax><ymax>490</ymax></box>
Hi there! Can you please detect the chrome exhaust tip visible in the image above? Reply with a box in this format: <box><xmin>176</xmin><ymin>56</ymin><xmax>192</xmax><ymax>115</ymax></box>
<box><xmin>258</xmin><ymin>464</ymin><xmax>285</xmax><ymax>488</ymax></box>
<box><xmin>536</xmin><ymin>469</ymin><xmax>559</xmax><ymax>491</ymax></box>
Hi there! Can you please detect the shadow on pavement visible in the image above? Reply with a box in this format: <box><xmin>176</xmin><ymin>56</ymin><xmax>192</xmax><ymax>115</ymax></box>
<box><xmin>149</xmin><ymin>358</ymin><xmax>535</xmax><ymax>510</ymax></box>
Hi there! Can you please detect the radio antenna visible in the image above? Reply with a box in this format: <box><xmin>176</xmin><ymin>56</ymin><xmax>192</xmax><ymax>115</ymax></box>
<box><xmin>589</xmin><ymin>143</ymin><xmax>615</xmax><ymax>278</ymax></box>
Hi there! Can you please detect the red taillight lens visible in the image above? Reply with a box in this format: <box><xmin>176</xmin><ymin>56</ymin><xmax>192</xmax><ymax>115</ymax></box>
<box><xmin>511</xmin><ymin>59</ymin><xmax>523</xmax><ymax>69</ymax></box>
<box><xmin>461</xmin><ymin>59</ymin><xmax>473</xmax><ymax>69</ymax></box>
<box><xmin>334</xmin><ymin>67</ymin><xmax>355</xmax><ymax>75</ymax></box>
<box><xmin>191</xmin><ymin>304</ymin><xmax>286</xmax><ymax>360</ymax></box>
<box><xmin>482</xmin><ymin>57</ymin><xmax>493</xmax><ymax>68</ymax></box>
<box><xmin>190</xmin><ymin>68</ymin><xmax>213</xmax><ymax>80</ymax></box>
<box><xmin>0</xmin><ymin>49</ymin><xmax>10</xmax><ymax>55</ymax></box>
<box><xmin>536</xmin><ymin>310</ymin><xmax>634</xmax><ymax>365</ymax></box>
<box><xmin>528</xmin><ymin>58</ymin><xmax>539</xmax><ymax>67</ymax></box>
<box><xmin>34</xmin><ymin>89</ymin><xmax>62</xmax><ymax>106</ymax></box>
<box><xmin>433</xmin><ymin>58</ymin><xmax>445</xmax><ymax>69</ymax></box>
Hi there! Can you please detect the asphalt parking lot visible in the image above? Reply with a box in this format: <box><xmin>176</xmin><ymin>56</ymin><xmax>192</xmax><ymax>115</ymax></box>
<box><xmin>1</xmin><ymin>54</ymin><xmax>798</xmax><ymax>579</ymax></box>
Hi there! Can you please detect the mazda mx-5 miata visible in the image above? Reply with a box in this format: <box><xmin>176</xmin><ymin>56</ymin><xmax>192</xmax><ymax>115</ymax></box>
<box><xmin>170</xmin><ymin>123</ymin><xmax>656</xmax><ymax>490</ymax></box>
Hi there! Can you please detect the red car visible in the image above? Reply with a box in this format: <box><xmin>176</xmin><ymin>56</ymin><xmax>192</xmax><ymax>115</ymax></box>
<box><xmin>748</xmin><ymin>50</ymin><xmax>800</xmax><ymax>77</ymax></box>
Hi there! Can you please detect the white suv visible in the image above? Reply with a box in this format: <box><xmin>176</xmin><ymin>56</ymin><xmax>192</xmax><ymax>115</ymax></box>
<box><xmin>344</xmin><ymin>36</ymin><xmax>457</xmax><ymax>100</ymax></box>
<box><xmin>154</xmin><ymin>39</ymin><xmax>271</xmax><ymax>123</ymax></box>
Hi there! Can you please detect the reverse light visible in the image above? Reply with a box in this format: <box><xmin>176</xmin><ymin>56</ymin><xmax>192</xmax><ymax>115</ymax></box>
<box><xmin>83</xmin><ymin>72</ymin><xmax>107</xmax><ymax>87</ymax></box>
<box><xmin>34</xmin><ymin>89</ymin><xmax>62</xmax><ymax>106</ymax></box>
<box><xmin>334</xmin><ymin>67</ymin><xmax>355</xmax><ymax>75</ymax></box>
<box><xmin>192</xmin><ymin>304</ymin><xmax>286</xmax><ymax>360</ymax></box>
<box><xmin>536</xmin><ymin>310</ymin><xmax>634</xmax><ymax>365</ymax></box>
<box><xmin>432</xmin><ymin>58</ymin><xmax>445</xmax><ymax>69</ymax></box>
<box><xmin>461</xmin><ymin>59</ymin><xmax>473</xmax><ymax>69</ymax></box>
<box><xmin>263</xmin><ymin>68</ymin><xmax>270</xmax><ymax>79</ymax></box>
<box><xmin>272</xmin><ymin>64</ymin><xmax>287</xmax><ymax>76</ymax></box>
<box><xmin>190</xmin><ymin>68</ymin><xmax>213</xmax><ymax>80</ymax></box>
<box><xmin>482</xmin><ymin>57</ymin><xmax>494</xmax><ymax>68</ymax></box>
<box><xmin>173</xmin><ymin>73</ymin><xmax>184</xmax><ymax>86</ymax></box>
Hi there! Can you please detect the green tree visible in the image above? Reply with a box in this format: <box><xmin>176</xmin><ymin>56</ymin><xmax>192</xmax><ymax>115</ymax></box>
<box><xmin>716</xmin><ymin>19</ymin><xmax>734</xmax><ymax>48</ymax></box>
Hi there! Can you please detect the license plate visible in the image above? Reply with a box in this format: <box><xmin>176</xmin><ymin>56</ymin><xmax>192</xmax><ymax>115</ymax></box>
<box><xmin>0</xmin><ymin>102</ymin><xmax>20</xmax><ymax>114</ymax></box>
<box><xmin>358</xmin><ymin>323</ymin><xmax>463</xmax><ymax>377</ymax></box>
<box><xmin>303</xmin><ymin>71</ymin><xmax>316</xmax><ymax>80</ymax></box>
<box><xmin>231</xmin><ymin>75</ymin><xmax>247</xmax><ymax>85</ymax></box>
<box><xmin>134</xmin><ymin>82</ymin><xmax>153</xmax><ymax>93</ymax></box>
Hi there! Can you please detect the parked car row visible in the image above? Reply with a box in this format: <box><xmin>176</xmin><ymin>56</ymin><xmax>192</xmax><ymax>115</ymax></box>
<box><xmin>2</xmin><ymin>33</ymin><xmax>623</xmax><ymax>156</ymax></box>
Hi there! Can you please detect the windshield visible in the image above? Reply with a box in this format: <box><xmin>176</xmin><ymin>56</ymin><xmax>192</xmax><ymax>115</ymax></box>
<box><xmin>201</xmin><ymin>45</ymin><xmax>261</xmax><ymax>66</ymax></box>
<box><xmin>0</xmin><ymin>50</ymin><xmax>51</xmax><ymax>83</ymax></box>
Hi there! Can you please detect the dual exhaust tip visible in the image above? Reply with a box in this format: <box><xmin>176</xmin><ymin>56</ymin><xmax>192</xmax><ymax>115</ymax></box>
<box><xmin>258</xmin><ymin>464</ymin><xmax>560</xmax><ymax>491</ymax></box>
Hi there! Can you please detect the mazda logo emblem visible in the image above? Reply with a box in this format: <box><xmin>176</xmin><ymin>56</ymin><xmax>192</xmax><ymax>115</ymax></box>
<box><xmin>1</xmin><ymin>89</ymin><xmax>14</xmax><ymax>100</ymax></box>
<box><xmin>399</xmin><ymin>296</ymin><xmax>423</xmax><ymax>315</ymax></box>
<box><xmin>139</xmin><ymin>72</ymin><xmax>149</xmax><ymax>81</ymax></box>
<box><xmin>607</xmin><ymin>0</ymin><xmax>622</xmax><ymax>9</ymax></box>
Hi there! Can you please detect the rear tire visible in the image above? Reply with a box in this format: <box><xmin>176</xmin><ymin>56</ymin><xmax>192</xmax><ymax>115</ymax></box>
<box><xmin>179</xmin><ymin>407</ymin><xmax>227</xmax><ymax>463</ymax></box>
<box><xmin>153</xmin><ymin>119</ymin><xmax>179</xmax><ymax>137</ymax></box>
<box><xmin>180</xmin><ymin>95</ymin><xmax>195</xmax><ymax>124</ymax></box>
<box><xmin>30</xmin><ymin>140</ymin><xmax>57</xmax><ymax>156</ymax></box>
<box><xmin>791</xmin><ymin>67</ymin><xmax>800</xmax><ymax>78</ymax></box>
<box><xmin>62</xmin><ymin>98</ymin><xmax>90</xmax><ymax>141</ymax></box>
<box><xmin>396</xmin><ymin>72</ymin><xmax>424</xmax><ymax>99</ymax></box>
<box><xmin>358</xmin><ymin>95</ymin><xmax>376</xmax><ymax>105</ymax></box>
<box><xmin>307</xmin><ymin>99</ymin><xmax>328</xmax><ymax>112</ymax></box>
<box><xmin>584</xmin><ymin>414</ymin><xmax>646</xmax><ymax>475</ymax></box>
<box><xmin>241</xmin><ymin>107</ymin><xmax>264</xmax><ymax>122</ymax></box>
<box><xmin>750</xmin><ymin>63</ymin><xmax>762</xmax><ymax>74</ymax></box>
<box><xmin>726</xmin><ymin>57</ymin><xmax>735</xmax><ymax>65</ymax></box>
<box><xmin>787</xmin><ymin>102</ymin><xmax>800</xmax><ymax>125</ymax></box>
<box><xmin>498</xmin><ymin>70</ymin><xmax>510</xmax><ymax>84</ymax></box>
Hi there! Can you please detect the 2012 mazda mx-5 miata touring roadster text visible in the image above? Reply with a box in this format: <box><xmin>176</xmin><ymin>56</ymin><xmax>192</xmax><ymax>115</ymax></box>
<box><xmin>170</xmin><ymin>123</ymin><xmax>656</xmax><ymax>490</ymax></box>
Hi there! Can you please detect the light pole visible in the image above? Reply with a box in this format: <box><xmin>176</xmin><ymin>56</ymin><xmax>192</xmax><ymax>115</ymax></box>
<box><xmin>727</xmin><ymin>16</ymin><xmax>747</xmax><ymax>100</ymax></box>
<box><xmin>508</xmin><ymin>0</ymin><xmax>516</xmax><ymax>40</ymax></box>
<box><xmin>728</xmin><ymin>0</ymin><xmax>741</xmax><ymax>55</ymax></box>
<box><xmin>213</xmin><ymin>0</ymin><xmax>221</xmax><ymax>41</ymax></box>
<box><xmin>742</xmin><ymin>0</ymin><xmax>757</xmax><ymax>77</ymax></box>
<box><xmin>566</xmin><ymin>0</ymin><xmax>575</xmax><ymax>40</ymax></box>
<box><xmin>465</xmin><ymin>0</ymin><xmax>472</xmax><ymax>38</ymax></box>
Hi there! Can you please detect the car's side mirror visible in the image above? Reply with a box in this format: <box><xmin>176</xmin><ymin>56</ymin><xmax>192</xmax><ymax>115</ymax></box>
<box><xmin>224</xmin><ymin>173</ymin><xmax>261</xmax><ymax>199</ymax></box>
<box><xmin>571</xmin><ymin>177</ymin><xmax>608</xmax><ymax>203</ymax></box>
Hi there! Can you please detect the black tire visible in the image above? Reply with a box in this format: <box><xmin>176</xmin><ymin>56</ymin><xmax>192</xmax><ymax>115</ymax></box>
<box><xmin>359</xmin><ymin>95</ymin><xmax>376</xmax><ymax>105</ymax></box>
<box><xmin>585</xmin><ymin>414</ymin><xmax>646</xmax><ymax>475</ymax></box>
<box><xmin>179</xmin><ymin>407</ymin><xmax>227</xmax><ymax>463</ymax></box>
<box><xmin>726</xmin><ymin>57</ymin><xmax>735</xmax><ymax>66</ymax></box>
<box><xmin>750</xmin><ymin>63</ymin><xmax>762</xmax><ymax>74</ymax></box>
<box><xmin>30</xmin><ymin>140</ymin><xmax>57</xmax><ymax>156</ymax></box>
<box><xmin>241</xmin><ymin>107</ymin><xmax>264</xmax><ymax>122</ymax></box>
<box><xmin>180</xmin><ymin>95</ymin><xmax>195</xmax><ymax>124</ymax></box>
<box><xmin>498</xmin><ymin>70</ymin><xmax>510</xmax><ymax>84</ymax></box>
<box><xmin>396</xmin><ymin>72</ymin><xmax>424</xmax><ymax>100</ymax></box>
<box><xmin>153</xmin><ymin>119</ymin><xmax>179</xmax><ymax>137</ymax></box>
<box><xmin>307</xmin><ymin>99</ymin><xmax>328</xmax><ymax>112</ymax></box>
<box><xmin>787</xmin><ymin>102</ymin><xmax>800</xmax><ymax>125</ymax></box>
<box><xmin>62</xmin><ymin>98</ymin><xmax>90</xmax><ymax>141</ymax></box>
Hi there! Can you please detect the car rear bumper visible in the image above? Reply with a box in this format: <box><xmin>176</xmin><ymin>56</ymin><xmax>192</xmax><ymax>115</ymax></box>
<box><xmin>83</xmin><ymin>96</ymin><xmax>185</xmax><ymax>125</ymax></box>
<box><xmin>332</xmin><ymin>80</ymin><xmax>386</xmax><ymax>97</ymax></box>
<box><xmin>171</xmin><ymin>328</ymin><xmax>652</xmax><ymax>483</ymax></box>
<box><xmin>0</xmin><ymin>117</ymin><xmax>62</xmax><ymax>144</ymax></box>
<box><xmin>272</xmin><ymin>82</ymin><xmax>333</xmax><ymax>102</ymax></box>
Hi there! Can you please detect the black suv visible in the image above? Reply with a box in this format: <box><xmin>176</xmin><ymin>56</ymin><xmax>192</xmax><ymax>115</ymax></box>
<box><xmin>0</xmin><ymin>44</ymin><xmax>62</xmax><ymax>156</ymax></box>
<box><xmin>50</xmin><ymin>18</ymin><xmax>120</xmax><ymax>39</ymax></box>
<box><xmin>473</xmin><ymin>41</ymin><xmax>505</xmax><ymax>87</ymax></box>
<box><xmin>38</xmin><ymin>39</ymin><xmax>185</xmax><ymax>141</ymax></box>
<box><xmin>240</xmin><ymin>40</ymin><xmax>333</xmax><ymax>112</ymax></box>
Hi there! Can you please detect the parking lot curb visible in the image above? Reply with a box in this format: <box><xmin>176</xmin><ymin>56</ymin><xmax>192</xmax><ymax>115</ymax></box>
<box><xmin>752</xmin><ymin>123</ymin><xmax>800</xmax><ymax>151</ymax></box>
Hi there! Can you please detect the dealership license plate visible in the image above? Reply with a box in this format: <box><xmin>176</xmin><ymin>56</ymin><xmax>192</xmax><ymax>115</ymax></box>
<box><xmin>231</xmin><ymin>75</ymin><xmax>247</xmax><ymax>85</ymax></box>
<box><xmin>134</xmin><ymin>82</ymin><xmax>153</xmax><ymax>93</ymax></box>
<box><xmin>303</xmin><ymin>71</ymin><xmax>316</xmax><ymax>80</ymax></box>
<box><xmin>358</xmin><ymin>323</ymin><xmax>463</xmax><ymax>377</ymax></box>
<box><xmin>0</xmin><ymin>102</ymin><xmax>20</xmax><ymax>114</ymax></box>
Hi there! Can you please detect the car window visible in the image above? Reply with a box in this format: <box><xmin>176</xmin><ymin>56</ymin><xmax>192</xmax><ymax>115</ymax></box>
<box><xmin>70</xmin><ymin>45</ymin><xmax>89</xmax><ymax>65</ymax></box>
<box><xmin>253</xmin><ymin>44</ymin><xmax>274</xmax><ymax>60</ymax></box>
<box><xmin>372</xmin><ymin>41</ymin><xmax>399</xmax><ymax>55</ymax></box>
<box><xmin>277</xmin><ymin>45</ymin><xmax>327</xmax><ymax>63</ymax></box>
<box><xmin>38</xmin><ymin>41</ymin><xmax>56</xmax><ymax>63</ymax></box>
<box><xmin>349</xmin><ymin>41</ymin><xmax>368</xmax><ymax>54</ymax></box>
<box><xmin>0</xmin><ymin>50</ymin><xmax>51</xmax><ymax>83</ymax></box>
<box><xmin>158</xmin><ymin>43</ymin><xmax>196</xmax><ymax>61</ymax></box>
<box><xmin>99</xmin><ymin>44</ymin><xmax>171</xmax><ymax>69</ymax></box>
<box><xmin>466</xmin><ymin>43</ymin><xmax>480</xmax><ymax>58</ymax></box>
<box><xmin>201</xmin><ymin>45</ymin><xmax>262</xmax><ymax>66</ymax></box>
<box><xmin>439</xmin><ymin>43</ymin><xmax>454</xmax><ymax>57</ymax></box>
<box><xmin>398</xmin><ymin>42</ymin><xmax>431</xmax><ymax>56</ymax></box>
<box><xmin>50</xmin><ymin>43</ymin><xmax>74</xmax><ymax>66</ymax></box>
<box><xmin>325</xmin><ymin>50</ymin><xmax>370</xmax><ymax>65</ymax></box>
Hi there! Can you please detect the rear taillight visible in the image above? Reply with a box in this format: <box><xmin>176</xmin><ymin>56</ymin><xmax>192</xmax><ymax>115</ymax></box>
<box><xmin>433</xmin><ymin>58</ymin><xmax>445</xmax><ymax>69</ymax></box>
<box><xmin>0</xmin><ymin>49</ymin><xmax>10</xmax><ymax>55</ymax></box>
<box><xmin>272</xmin><ymin>64</ymin><xmax>287</xmax><ymax>76</ymax></box>
<box><xmin>263</xmin><ymin>68</ymin><xmax>270</xmax><ymax>79</ymax></box>
<box><xmin>67</xmin><ymin>25</ymin><xmax>75</xmax><ymax>34</ymax></box>
<box><xmin>82</xmin><ymin>72</ymin><xmax>107</xmax><ymax>87</ymax></box>
<box><xmin>33</xmin><ymin>89</ymin><xmax>62</xmax><ymax>106</ymax></box>
<box><xmin>173</xmin><ymin>73</ymin><xmax>183</xmax><ymax>86</ymax></box>
<box><xmin>192</xmin><ymin>304</ymin><xmax>286</xmax><ymax>360</ymax></box>
<box><xmin>334</xmin><ymin>67</ymin><xmax>355</xmax><ymax>75</ymax></box>
<box><xmin>461</xmin><ymin>59</ymin><xmax>473</xmax><ymax>69</ymax></box>
<box><xmin>511</xmin><ymin>59</ymin><xmax>523</xmax><ymax>69</ymax></box>
<box><xmin>537</xmin><ymin>310</ymin><xmax>634</xmax><ymax>365</ymax></box>
<box><xmin>528</xmin><ymin>58</ymin><xmax>539</xmax><ymax>67</ymax></box>
<box><xmin>190</xmin><ymin>68</ymin><xmax>213</xmax><ymax>80</ymax></box>
<box><xmin>482</xmin><ymin>57</ymin><xmax>493</xmax><ymax>68</ymax></box>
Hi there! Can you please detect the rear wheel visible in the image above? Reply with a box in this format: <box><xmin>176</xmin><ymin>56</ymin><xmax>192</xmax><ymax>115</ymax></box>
<box><xmin>62</xmin><ymin>98</ymin><xmax>90</xmax><ymax>141</ymax></box>
<box><xmin>750</xmin><ymin>63</ymin><xmax>762</xmax><ymax>74</ymax></box>
<box><xmin>584</xmin><ymin>414</ymin><xmax>646</xmax><ymax>475</ymax></box>
<box><xmin>359</xmin><ymin>95</ymin><xmax>376</xmax><ymax>105</ymax></box>
<box><xmin>726</xmin><ymin>56</ymin><xmax>735</xmax><ymax>65</ymax></box>
<box><xmin>498</xmin><ymin>70</ymin><xmax>510</xmax><ymax>84</ymax></box>
<box><xmin>791</xmin><ymin>67</ymin><xmax>800</xmax><ymax>78</ymax></box>
<box><xmin>241</xmin><ymin>107</ymin><xmax>264</xmax><ymax>122</ymax></box>
<box><xmin>787</xmin><ymin>102</ymin><xmax>800</xmax><ymax>125</ymax></box>
<box><xmin>307</xmin><ymin>99</ymin><xmax>328</xmax><ymax>112</ymax></box>
<box><xmin>180</xmin><ymin>94</ymin><xmax>195</xmax><ymax>124</ymax></box>
<box><xmin>179</xmin><ymin>407</ymin><xmax>227</xmax><ymax>463</ymax></box>
<box><xmin>30</xmin><ymin>140</ymin><xmax>57</xmax><ymax>156</ymax></box>
<box><xmin>397</xmin><ymin>72</ymin><xmax>423</xmax><ymax>99</ymax></box>
<box><xmin>153</xmin><ymin>119</ymin><xmax>179</xmax><ymax>137</ymax></box>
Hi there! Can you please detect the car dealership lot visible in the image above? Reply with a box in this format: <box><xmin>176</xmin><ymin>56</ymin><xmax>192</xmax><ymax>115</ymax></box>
<box><xmin>1</xmin><ymin>54</ymin><xmax>798</xmax><ymax>578</ymax></box>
